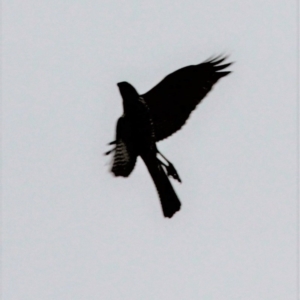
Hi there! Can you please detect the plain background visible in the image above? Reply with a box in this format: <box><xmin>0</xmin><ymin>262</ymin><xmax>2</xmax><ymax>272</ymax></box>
<box><xmin>2</xmin><ymin>1</ymin><xmax>298</xmax><ymax>299</ymax></box>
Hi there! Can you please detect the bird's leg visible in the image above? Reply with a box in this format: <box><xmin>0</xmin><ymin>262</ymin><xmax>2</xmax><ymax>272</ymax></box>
<box><xmin>157</xmin><ymin>158</ymin><xmax>181</xmax><ymax>183</ymax></box>
<box><xmin>157</xmin><ymin>150</ymin><xmax>177</xmax><ymax>169</ymax></box>
<box><xmin>156</xmin><ymin>150</ymin><xmax>181</xmax><ymax>183</ymax></box>
<box><xmin>104</xmin><ymin>140</ymin><xmax>116</xmax><ymax>155</ymax></box>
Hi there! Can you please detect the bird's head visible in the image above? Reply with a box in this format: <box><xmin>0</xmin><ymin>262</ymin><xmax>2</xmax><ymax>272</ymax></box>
<box><xmin>117</xmin><ymin>82</ymin><xmax>139</xmax><ymax>112</ymax></box>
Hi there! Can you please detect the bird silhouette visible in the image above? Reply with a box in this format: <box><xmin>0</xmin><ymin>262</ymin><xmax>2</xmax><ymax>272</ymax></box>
<box><xmin>106</xmin><ymin>56</ymin><xmax>232</xmax><ymax>218</ymax></box>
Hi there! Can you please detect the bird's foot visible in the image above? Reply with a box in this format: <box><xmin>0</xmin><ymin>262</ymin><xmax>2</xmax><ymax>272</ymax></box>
<box><xmin>157</xmin><ymin>150</ymin><xmax>182</xmax><ymax>183</ymax></box>
<box><xmin>158</xmin><ymin>158</ymin><xmax>181</xmax><ymax>183</ymax></box>
<box><xmin>165</xmin><ymin>162</ymin><xmax>182</xmax><ymax>183</ymax></box>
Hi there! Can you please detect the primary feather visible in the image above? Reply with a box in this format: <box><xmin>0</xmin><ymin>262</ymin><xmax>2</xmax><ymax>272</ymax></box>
<box><xmin>142</xmin><ymin>56</ymin><xmax>232</xmax><ymax>141</ymax></box>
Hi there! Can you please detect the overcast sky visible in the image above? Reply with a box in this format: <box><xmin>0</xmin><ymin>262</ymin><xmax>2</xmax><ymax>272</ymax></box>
<box><xmin>2</xmin><ymin>1</ymin><xmax>298</xmax><ymax>299</ymax></box>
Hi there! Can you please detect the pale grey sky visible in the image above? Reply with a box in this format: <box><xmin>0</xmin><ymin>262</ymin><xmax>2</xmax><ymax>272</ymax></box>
<box><xmin>2</xmin><ymin>1</ymin><xmax>298</xmax><ymax>299</ymax></box>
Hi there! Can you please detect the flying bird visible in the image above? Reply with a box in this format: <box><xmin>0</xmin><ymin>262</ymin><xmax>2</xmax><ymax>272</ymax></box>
<box><xmin>106</xmin><ymin>56</ymin><xmax>232</xmax><ymax>218</ymax></box>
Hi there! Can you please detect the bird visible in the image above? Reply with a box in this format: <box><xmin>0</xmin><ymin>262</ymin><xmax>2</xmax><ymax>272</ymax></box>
<box><xmin>106</xmin><ymin>55</ymin><xmax>232</xmax><ymax>218</ymax></box>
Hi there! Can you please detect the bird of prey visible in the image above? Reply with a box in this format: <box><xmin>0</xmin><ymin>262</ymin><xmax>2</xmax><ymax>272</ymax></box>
<box><xmin>106</xmin><ymin>56</ymin><xmax>232</xmax><ymax>218</ymax></box>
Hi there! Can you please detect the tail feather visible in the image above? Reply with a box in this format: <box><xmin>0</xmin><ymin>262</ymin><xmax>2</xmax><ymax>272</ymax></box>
<box><xmin>142</xmin><ymin>155</ymin><xmax>181</xmax><ymax>218</ymax></box>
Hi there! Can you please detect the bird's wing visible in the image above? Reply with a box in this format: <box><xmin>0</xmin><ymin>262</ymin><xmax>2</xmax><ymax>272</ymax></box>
<box><xmin>141</xmin><ymin>56</ymin><xmax>232</xmax><ymax>141</ymax></box>
<box><xmin>111</xmin><ymin>117</ymin><xmax>137</xmax><ymax>177</ymax></box>
<box><xmin>111</xmin><ymin>139</ymin><xmax>137</xmax><ymax>177</ymax></box>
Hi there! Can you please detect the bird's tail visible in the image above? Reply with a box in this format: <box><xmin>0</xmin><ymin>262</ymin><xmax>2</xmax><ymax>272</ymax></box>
<box><xmin>142</xmin><ymin>155</ymin><xmax>181</xmax><ymax>218</ymax></box>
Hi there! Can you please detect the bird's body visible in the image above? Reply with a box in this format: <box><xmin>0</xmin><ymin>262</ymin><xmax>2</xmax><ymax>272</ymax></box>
<box><xmin>107</xmin><ymin>56</ymin><xmax>232</xmax><ymax>218</ymax></box>
<box><xmin>111</xmin><ymin>84</ymin><xmax>181</xmax><ymax>217</ymax></box>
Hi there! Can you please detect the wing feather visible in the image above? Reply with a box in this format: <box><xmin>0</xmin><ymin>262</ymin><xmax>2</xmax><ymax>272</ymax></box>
<box><xmin>111</xmin><ymin>139</ymin><xmax>137</xmax><ymax>177</ymax></box>
<box><xmin>141</xmin><ymin>56</ymin><xmax>232</xmax><ymax>141</ymax></box>
<box><xmin>111</xmin><ymin>116</ymin><xmax>137</xmax><ymax>177</ymax></box>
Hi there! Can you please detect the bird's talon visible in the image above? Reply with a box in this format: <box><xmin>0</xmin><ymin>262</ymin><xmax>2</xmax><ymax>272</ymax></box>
<box><xmin>166</xmin><ymin>163</ymin><xmax>181</xmax><ymax>183</ymax></box>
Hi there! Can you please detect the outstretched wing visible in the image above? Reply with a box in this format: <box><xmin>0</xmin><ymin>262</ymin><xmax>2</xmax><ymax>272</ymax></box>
<box><xmin>141</xmin><ymin>56</ymin><xmax>232</xmax><ymax>141</ymax></box>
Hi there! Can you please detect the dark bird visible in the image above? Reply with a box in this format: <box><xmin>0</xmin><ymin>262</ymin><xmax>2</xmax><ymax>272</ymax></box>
<box><xmin>106</xmin><ymin>56</ymin><xmax>232</xmax><ymax>218</ymax></box>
